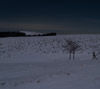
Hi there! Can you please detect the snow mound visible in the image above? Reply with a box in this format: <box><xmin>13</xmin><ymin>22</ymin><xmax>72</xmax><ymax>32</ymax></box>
<box><xmin>20</xmin><ymin>31</ymin><xmax>43</xmax><ymax>35</ymax></box>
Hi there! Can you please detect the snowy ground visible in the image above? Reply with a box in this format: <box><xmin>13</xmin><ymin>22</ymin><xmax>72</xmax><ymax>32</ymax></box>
<box><xmin>0</xmin><ymin>35</ymin><xmax>100</xmax><ymax>89</ymax></box>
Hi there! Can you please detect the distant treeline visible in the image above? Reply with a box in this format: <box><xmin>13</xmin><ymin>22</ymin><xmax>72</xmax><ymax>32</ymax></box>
<box><xmin>0</xmin><ymin>32</ymin><xmax>26</xmax><ymax>37</ymax></box>
<box><xmin>0</xmin><ymin>31</ymin><xmax>57</xmax><ymax>37</ymax></box>
<box><xmin>33</xmin><ymin>33</ymin><xmax>57</xmax><ymax>36</ymax></box>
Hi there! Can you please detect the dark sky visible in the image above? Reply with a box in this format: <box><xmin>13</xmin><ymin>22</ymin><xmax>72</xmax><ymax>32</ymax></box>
<box><xmin>0</xmin><ymin>0</ymin><xmax>100</xmax><ymax>34</ymax></box>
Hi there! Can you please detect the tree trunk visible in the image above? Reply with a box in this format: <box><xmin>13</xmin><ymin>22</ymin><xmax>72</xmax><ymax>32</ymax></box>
<box><xmin>73</xmin><ymin>52</ymin><xmax>75</xmax><ymax>60</ymax></box>
<box><xmin>69</xmin><ymin>52</ymin><xmax>71</xmax><ymax>60</ymax></box>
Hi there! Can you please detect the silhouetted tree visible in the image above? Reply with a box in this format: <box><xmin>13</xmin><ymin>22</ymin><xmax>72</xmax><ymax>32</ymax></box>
<box><xmin>64</xmin><ymin>40</ymin><xmax>80</xmax><ymax>60</ymax></box>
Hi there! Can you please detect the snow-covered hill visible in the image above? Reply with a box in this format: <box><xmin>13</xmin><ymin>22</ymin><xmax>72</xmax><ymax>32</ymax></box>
<box><xmin>20</xmin><ymin>31</ymin><xmax>43</xmax><ymax>35</ymax></box>
<box><xmin>0</xmin><ymin>34</ymin><xmax>100</xmax><ymax>62</ymax></box>
<box><xmin>0</xmin><ymin>34</ymin><xmax>100</xmax><ymax>89</ymax></box>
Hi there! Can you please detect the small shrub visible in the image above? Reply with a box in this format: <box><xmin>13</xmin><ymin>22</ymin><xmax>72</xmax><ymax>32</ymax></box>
<box><xmin>37</xmin><ymin>80</ymin><xmax>40</xmax><ymax>83</ymax></box>
<box><xmin>0</xmin><ymin>82</ymin><xmax>6</xmax><ymax>85</ymax></box>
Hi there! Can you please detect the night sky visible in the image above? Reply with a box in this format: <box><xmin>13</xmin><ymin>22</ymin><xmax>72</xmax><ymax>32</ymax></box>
<box><xmin>0</xmin><ymin>0</ymin><xmax>100</xmax><ymax>34</ymax></box>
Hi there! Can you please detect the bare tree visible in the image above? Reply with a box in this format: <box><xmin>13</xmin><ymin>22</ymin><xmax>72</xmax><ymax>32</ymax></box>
<box><xmin>64</xmin><ymin>40</ymin><xmax>80</xmax><ymax>60</ymax></box>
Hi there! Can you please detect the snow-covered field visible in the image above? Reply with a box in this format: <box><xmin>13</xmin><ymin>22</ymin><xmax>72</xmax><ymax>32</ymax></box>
<box><xmin>0</xmin><ymin>35</ymin><xmax>100</xmax><ymax>89</ymax></box>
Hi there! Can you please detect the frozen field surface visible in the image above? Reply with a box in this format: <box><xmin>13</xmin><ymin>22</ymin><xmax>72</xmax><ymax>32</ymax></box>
<box><xmin>0</xmin><ymin>35</ymin><xmax>100</xmax><ymax>89</ymax></box>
